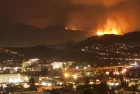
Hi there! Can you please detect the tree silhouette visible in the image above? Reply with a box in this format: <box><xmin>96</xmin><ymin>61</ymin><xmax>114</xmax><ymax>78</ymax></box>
<box><xmin>29</xmin><ymin>77</ymin><xmax>35</xmax><ymax>91</ymax></box>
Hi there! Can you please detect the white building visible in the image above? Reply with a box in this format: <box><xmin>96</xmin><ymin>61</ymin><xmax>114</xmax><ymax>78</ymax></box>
<box><xmin>0</xmin><ymin>74</ymin><xmax>23</xmax><ymax>83</ymax></box>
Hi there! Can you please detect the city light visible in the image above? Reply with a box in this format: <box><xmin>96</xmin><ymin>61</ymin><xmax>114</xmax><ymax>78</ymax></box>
<box><xmin>24</xmin><ymin>83</ymin><xmax>29</xmax><ymax>88</ymax></box>
<box><xmin>106</xmin><ymin>71</ymin><xmax>109</xmax><ymax>75</ymax></box>
<box><xmin>8</xmin><ymin>78</ymin><xmax>23</xmax><ymax>83</ymax></box>
<box><xmin>51</xmin><ymin>62</ymin><xmax>63</xmax><ymax>69</ymax></box>
<box><xmin>73</xmin><ymin>74</ymin><xmax>77</xmax><ymax>80</ymax></box>
<box><xmin>64</xmin><ymin>73</ymin><xmax>69</xmax><ymax>78</ymax></box>
<box><xmin>115</xmin><ymin>72</ymin><xmax>120</xmax><ymax>75</ymax></box>
<box><xmin>25</xmin><ymin>76</ymin><xmax>29</xmax><ymax>81</ymax></box>
<box><xmin>76</xmin><ymin>66</ymin><xmax>79</xmax><ymax>69</ymax></box>
<box><xmin>130</xmin><ymin>62</ymin><xmax>138</xmax><ymax>67</ymax></box>
<box><xmin>41</xmin><ymin>82</ymin><xmax>47</xmax><ymax>86</ymax></box>
<box><xmin>59</xmin><ymin>82</ymin><xmax>63</xmax><ymax>85</ymax></box>
<box><xmin>84</xmin><ymin>66</ymin><xmax>87</xmax><ymax>69</ymax></box>
<box><xmin>47</xmin><ymin>83</ymin><xmax>52</xmax><ymax>87</ymax></box>
<box><xmin>96</xmin><ymin>79</ymin><xmax>100</xmax><ymax>84</ymax></box>
<box><xmin>30</xmin><ymin>58</ymin><xmax>39</xmax><ymax>62</ymax></box>
<box><xmin>107</xmin><ymin>82</ymin><xmax>120</xmax><ymax>86</ymax></box>
<box><xmin>122</xmin><ymin>68</ymin><xmax>127</xmax><ymax>74</ymax></box>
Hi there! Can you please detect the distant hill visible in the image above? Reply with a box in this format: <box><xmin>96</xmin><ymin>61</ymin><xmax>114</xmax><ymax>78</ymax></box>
<box><xmin>5</xmin><ymin>31</ymin><xmax>140</xmax><ymax>52</ymax></box>
<box><xmin>2</xmin><ymin>31</ymin><xmax>140</xmax><ymax>62</ymax></box>
<box><xmin>123</xmin><ymin>31</ymin><xmax>140</xmax><ymax>41</ymax></box>
<box><xmin>85</xmin><ymin>31</ymin><xmax>140</xmax><ymax>43</ymax></box>
<box><xmin>0</xmin><ymin>22</ymin><xmax>41</xmax><ymax>35</ymax></box>
<box><xmin>0</xmin><ymin>23</ymin><xmax>85</xmax><ymax>47</ymax></box>
<box><xmin>0</xmin><ymin>22</ymin><xmax>140</xmax><ymax>61</ymax></box>
<box><xmin>50</xmin><ymin>40</ymin><xmax>78</xmax><ymax>50</ymax></box>
<box><xmin>6</xmin><ymin>45</ymin><xmax>55</xmax><ymax>58</ymax></box>
<box><xmin>5</xmin><ymin>44</ymin><xmax>98</xmax><ymax>62</ymax></box>
<box><xmin>69</xmin><ymin>31</ymin><xmax>140</xmax><ymax>50</ymax></box>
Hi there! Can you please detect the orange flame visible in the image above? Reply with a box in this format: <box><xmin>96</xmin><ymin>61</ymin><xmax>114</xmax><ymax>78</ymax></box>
<box><xmin>65</xmin><ymin>26</ymin><xmax>78</xmax><ymax>31</ymax></box>
<box><xmin>97</xmin><ymin>28</ymin><xmax>118</xmax><ymax>36</ymax></box>
<box><xmin>65</xmin><ymin>24</ymin><xmax>79</xmax><ymax>31</ymax></box>
<box><xmin>97</xmin><ymin>19</ymin><xmax>121</xmax><ymax>36</ymax></box>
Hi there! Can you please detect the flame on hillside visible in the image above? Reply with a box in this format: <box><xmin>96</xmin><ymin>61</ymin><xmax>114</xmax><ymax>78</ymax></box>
<box><xmin>65</xmin><ymin>26</ymin><xmax>78</xmax><ymax>31</ymax></box>
<box><xmin>97</xmin><ymin>28</ymin><xmax>119</xmax><ymax>36</ymax></box>
<box><xmin>97</xmin><ymin>19</ymin><xmax>122</xmax><ymax>36</ymax></box>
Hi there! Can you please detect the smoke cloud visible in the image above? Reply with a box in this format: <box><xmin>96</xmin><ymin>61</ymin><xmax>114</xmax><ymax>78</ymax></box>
<box><xmin>67</xmin><ymin>0</ymin><xmax>140</xmax><ymax>36</ymax></box>
<box><xmin>0</xmin><ymin>0</ymin><xmax>140</xmax><ymax>36</ymax></box>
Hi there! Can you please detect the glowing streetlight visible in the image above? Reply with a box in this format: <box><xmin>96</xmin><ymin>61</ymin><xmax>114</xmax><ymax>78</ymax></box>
<box><xmin>64</xmin><ymin>73</ymin><xmax>69</xmax><ymax>78</ymax></box>
<box><xmin>122</xmin><ymin>69</ymin><xmax>127</xmax><ymax>74</ymax></box>
<box><xmin>47</xmin><ymin>83</ymin><xmax>52</xmax><ymax>86</ymax></box>
<box><xmin>76</xmin><ymin>66</ymin><xmax>79</xmax><ymax>69</ymax></box>
<box><xmin>74</xmin><ymin>74</ymin><xmax>77</xmax><ymax>80</ymax></box>
<box><xmin>106</xmin><ymin>71</ymin><xmax>109</xmax><ymax>75</ymax></box>
<box><xmin>41</xmin><ymin>82</ymin><xmax>47</xmax><ymax>86</ymax></box>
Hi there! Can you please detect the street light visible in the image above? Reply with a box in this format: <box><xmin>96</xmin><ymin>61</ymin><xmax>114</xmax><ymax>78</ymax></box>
<box><xmin>74</xmin><ymin>74</ymin><xmax>77</xmax><ymax>80</ymax></box>
<box><xmin>64</xmin><ymin>73</ymin><xmax>69</xmax><ymax>78</ymax></box>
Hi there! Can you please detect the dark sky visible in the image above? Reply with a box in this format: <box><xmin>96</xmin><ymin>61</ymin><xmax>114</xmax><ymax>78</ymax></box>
<box><xmin>0</xmin><ymin>0</ymin><xmax>140</xmax><ymax>47</ymax></box>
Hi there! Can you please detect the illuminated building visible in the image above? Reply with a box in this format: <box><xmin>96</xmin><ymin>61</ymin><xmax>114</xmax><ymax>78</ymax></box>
<box><xmin>0</xmin><ymin>74</ymin><xmax>23</xmax><ymax>83</ymax></box>
<box><xmin>22</xmin><ymin>58</ymin><xmax>39</xmax><ymax>72</ymax></box>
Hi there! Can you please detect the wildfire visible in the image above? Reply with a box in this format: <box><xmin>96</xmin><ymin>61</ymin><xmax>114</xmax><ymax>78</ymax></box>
<box><xmin>97</xmin><ymin>19</ymin><xmax>121</xmax><ymax>36</ymax></box>
<box><xmin>65</xmin><ymin>27</ymin><xmax>68</xmax><ymax>30</ymax></box>
<box><xmin>65</xmin><ymin>26</ymin><xmax>77</xmax><ymax>31</ymax></box>
<box><xmin>97</xmin><ymin>28</ymin><xmax>118</xmax><ymax>36</ymax></box>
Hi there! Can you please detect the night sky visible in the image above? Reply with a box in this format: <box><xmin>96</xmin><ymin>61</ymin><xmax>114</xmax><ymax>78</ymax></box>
<box><xmin>0</xmin><ymin>0</ymin><xmax>140</xmax><ymax>47</ymax></box>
